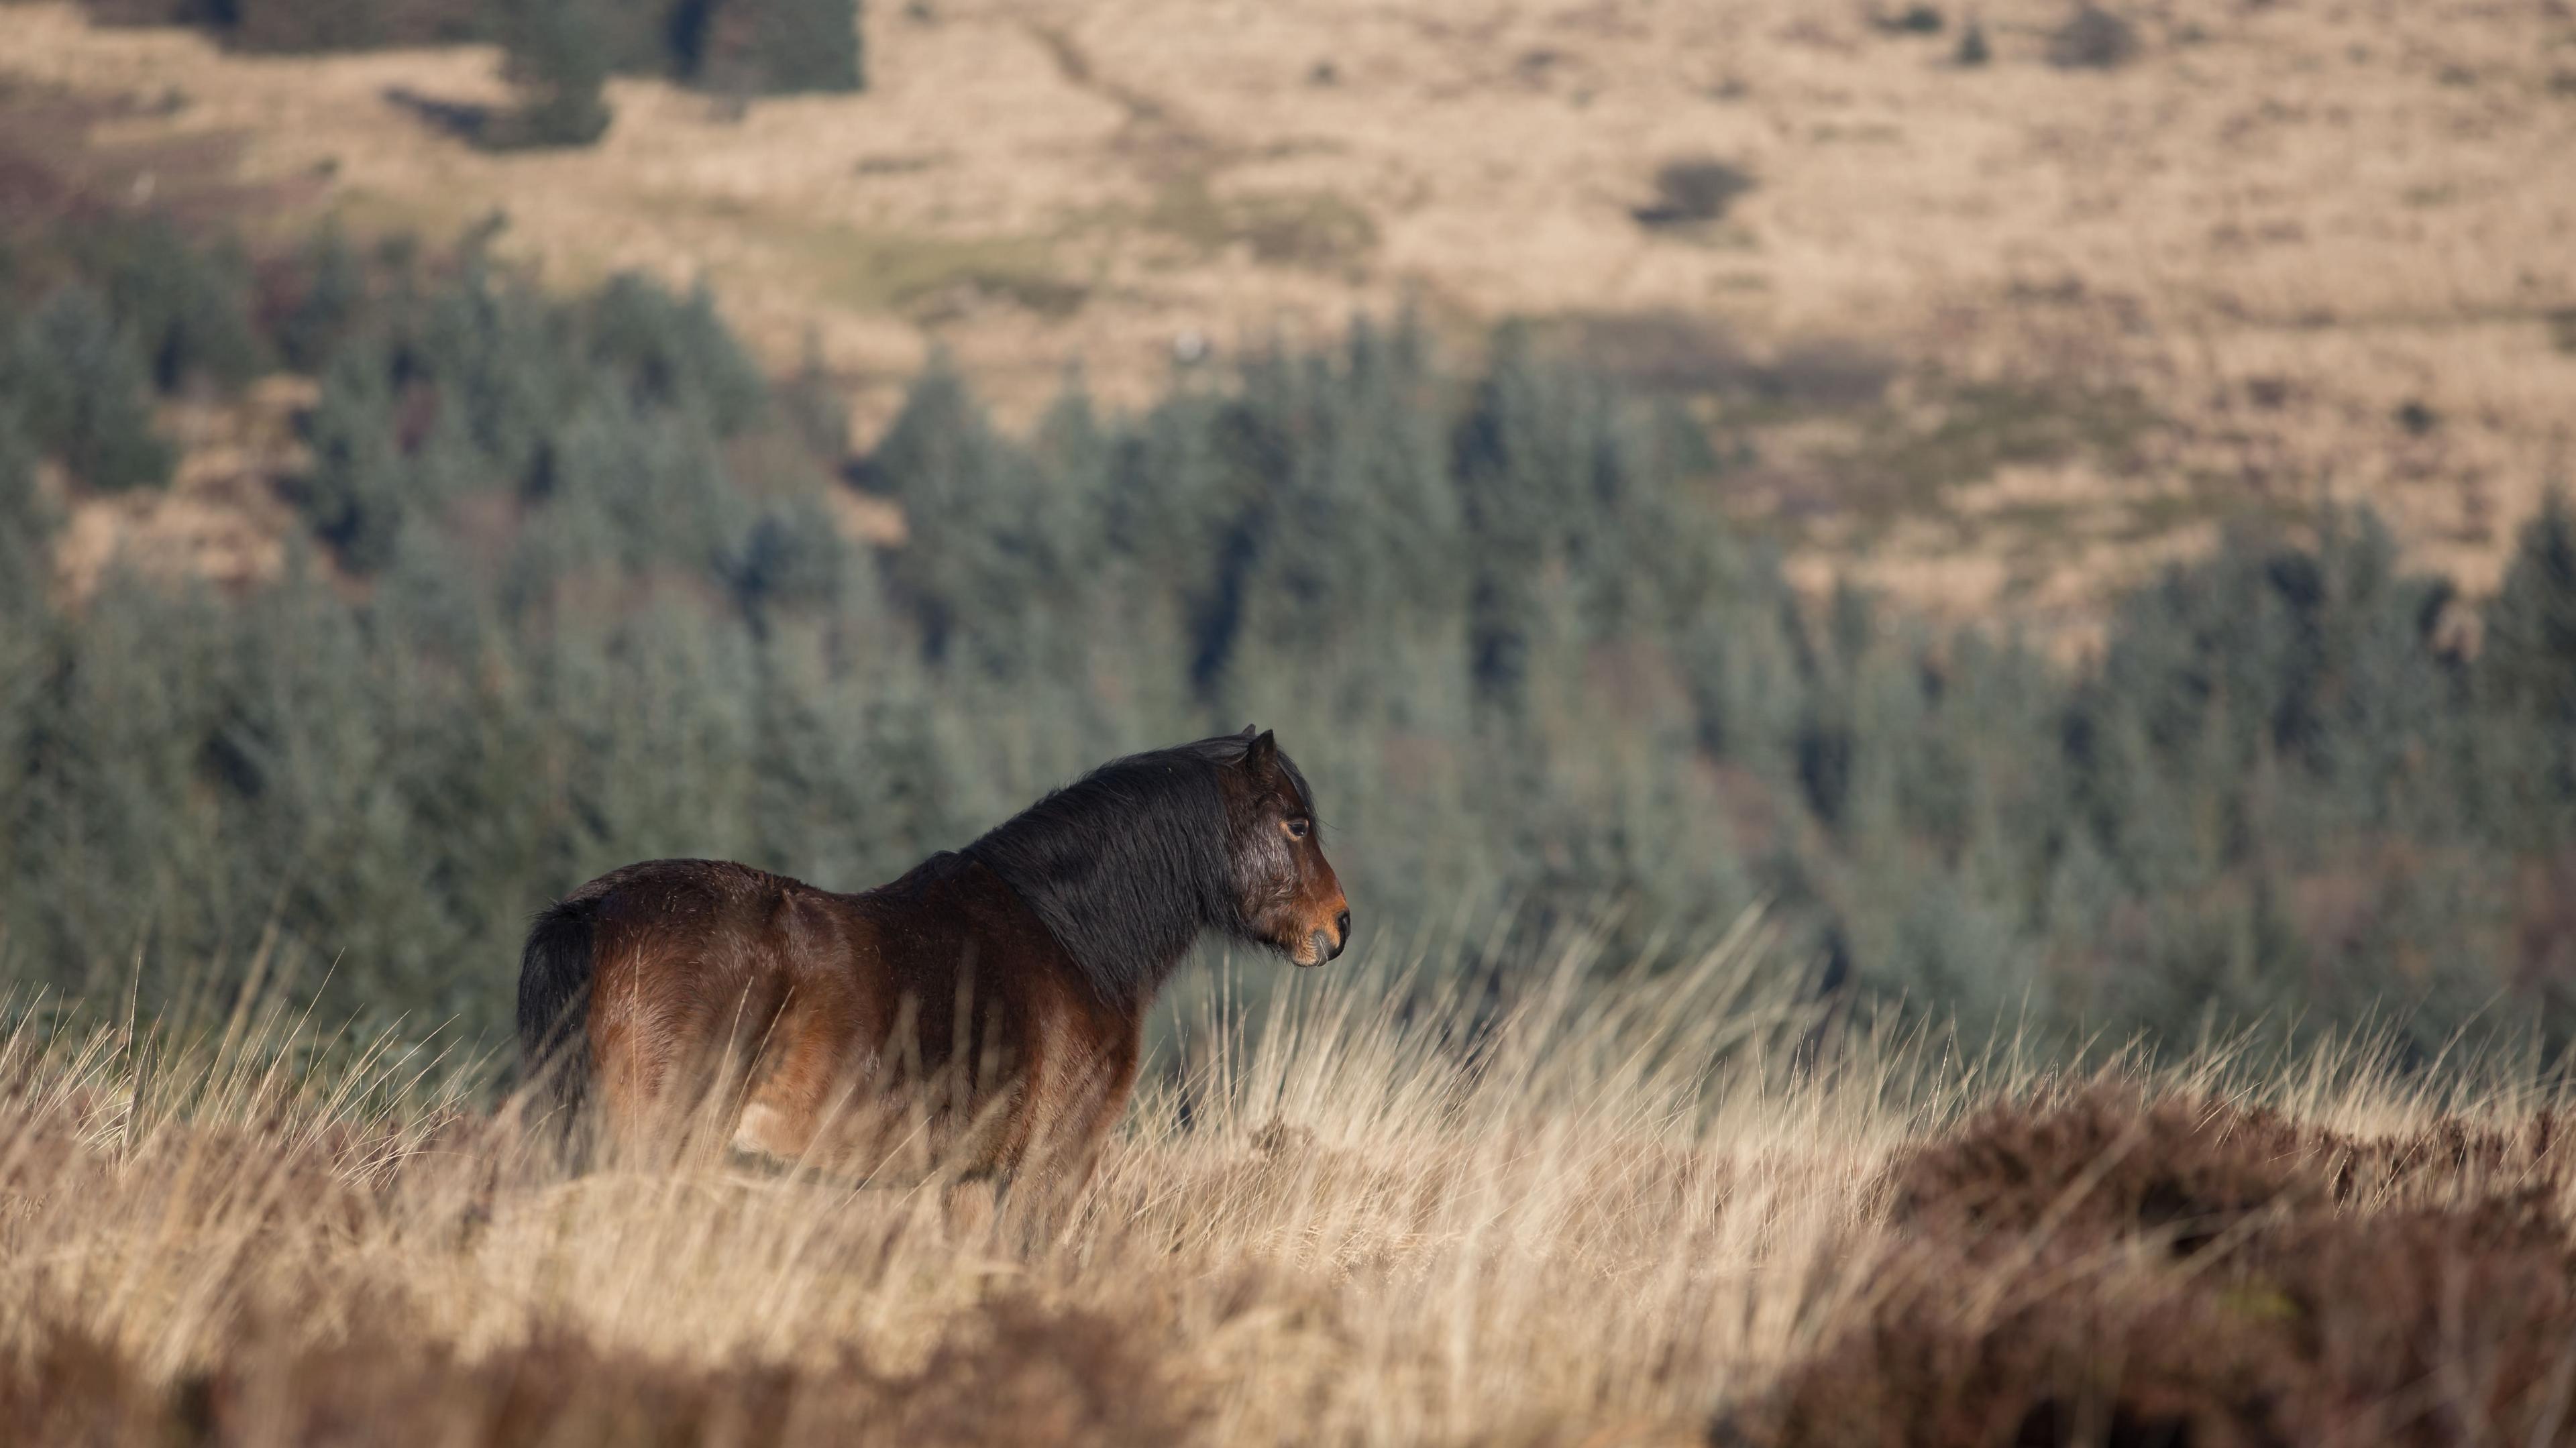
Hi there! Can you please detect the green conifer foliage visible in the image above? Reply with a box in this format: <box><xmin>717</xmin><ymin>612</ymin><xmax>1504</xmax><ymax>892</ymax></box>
<box><xmin>406</xmin><ymin>243</ymin><xmax>574</xmax><ymax>494</ymax></box>
<box><xmin>1452</xmin><ymin>327</ymin><xmax>1581</xmax><ymax>704</ymax></box>
<box><xmin>2476</xmin><ymin>494</ymin><xmax>2576</xmax><ymax>849</ymax></box>
<box><xmin>12</xmin><ymin>287</ymin><xmax>175</xmax><ymax>492</ymax></box>
<box><xmin>295</xmin><ymin>350</ymin><xmax>409</xmax><ymax>573</ymax></box>
<box><xmin>488</xmin><ymin>0</ymin><xmax>615</xmax><ymax>150</ymax></box>
<box><xmin>90</xmin><ymin>217</ymin><xmax>266</xmax><ymax>393</ymax></box>
<box><xmin>584</xmin><ymin>274</ymin><xmax>766</xmax><ymax>435</ymax></box>
<box><xmin>2483</xmin><ymin>494</ymin><xmax>2576</xmax><ymax>729</ymax></box>
<box><xmin>868</xmin><ymin>355</ymin><xmax>1068</xmax><ymax>673</ymax></box>
<box><xmin>6</xmin><ymin>215</ymin><xmax>2576</xmax><ymax>1059</ymax></box>
<box><xmin>225</xmin><ymin>0</ymin><xmax>388</xmax><ymax>52</ymax></box>
<box><xmin>690</xmin><ymin>0</ymin><xmax>865</xmax><ymax>95</ymax></box>
<box><xmin>276</xmin><ymin>227</ymin><xmax>370</xmax><ymax>373</ymax></box>
<box><xmin>0</xmin><ymin>409</ymin><xmax>46</xmax><ymax>610</ymax></box>
<box><xmin>74</xmin><ymin>0</ymin><xmax>860</xmax><ymax>102</ymax></box>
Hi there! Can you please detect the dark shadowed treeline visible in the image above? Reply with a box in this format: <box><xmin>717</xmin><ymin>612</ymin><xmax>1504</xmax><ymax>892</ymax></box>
<box><xmin>78</xmin><ymin>0</ymin><xmax>863</xmax><ymax>85</ymax></box>
<box><xmin>3</xmin><ymin>216</ymin><xmax>2574</xmax><ymax>1057</ymax></box>
<box><xmin>72</xmin><ymin>0</ymin><xmax>862</xmax><ymax>146</ymax></box>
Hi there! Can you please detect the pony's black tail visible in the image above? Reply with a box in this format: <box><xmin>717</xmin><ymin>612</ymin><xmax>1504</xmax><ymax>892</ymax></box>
<box><xmin>517</xmin><ymin>895</ymin><xmax>600</xmax><ymax>1148</ymax></box>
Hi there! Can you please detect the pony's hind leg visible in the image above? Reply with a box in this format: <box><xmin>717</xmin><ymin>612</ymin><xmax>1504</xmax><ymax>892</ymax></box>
<box><xmin>729</xmin><ymin>993</ymin><xmax>862</xmax><ymax>1170</ymax></box>
<box><xmin>590</xmin><ymin>1012</ymin><xmax>676</xmax><ymax>1168</ymax></box>
<box><xmin>592</xmin><ymin>974</ymin><xmax>775</xmax><ymax>1170</ymax></box>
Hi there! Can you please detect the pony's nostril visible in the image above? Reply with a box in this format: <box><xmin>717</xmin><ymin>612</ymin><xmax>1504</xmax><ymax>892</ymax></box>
<box><xmin>1335</xmin><ymin>909</ymin><xmax>1351</xmax><ymax>942</ymax></box>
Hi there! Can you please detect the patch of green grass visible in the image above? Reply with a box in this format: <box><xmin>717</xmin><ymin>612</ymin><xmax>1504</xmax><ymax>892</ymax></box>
<box><xmin>1982</xmin><ymin>500</ymin><xmax>2085</xmax><ymax>539</ymax></box>
<box><xmin>2118</xmin><ymin>488</ymin><xmax>2217</xmax><ymax>542</ymax></box>
<box><xmin>1809</xmin><ymin>122</ymin><xmax>1904</xmax><ymax>144</ymax></box>
<box><xmin>2112</xmin><ymin>478</ymin><xmax>2308</xmax><ymax>545</ymax></box>
<box><xmin>1142</xmin><ymin>179</ymin><xmax>1379</xmax><ymax>274</ymax></box>
<box><xmin>792</xmin><ymin>225</ymin><xmax>1088</xmax><ymax>319</ymax></box>
<box><xmin>1842</xmin><ymin>379</ymin><xmax>2159</xmax><ymax>516</ymax></box>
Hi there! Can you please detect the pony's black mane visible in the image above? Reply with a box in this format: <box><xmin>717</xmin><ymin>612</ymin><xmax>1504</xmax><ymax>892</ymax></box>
<box><xmin>964</xmin><ymin>734</ymin><xmax>1311</xmax><ymax>1010</ymax></box>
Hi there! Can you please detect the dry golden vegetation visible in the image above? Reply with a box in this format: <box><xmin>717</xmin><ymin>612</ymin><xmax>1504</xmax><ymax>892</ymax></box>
<box><xmin>5</xmin><ymin>0</ymin><xmax>2574</xmax><ymax>634</ymax></box>
<box><xmin>9</xmin><ymin>923</ymin><xmax>2576</xmax><ymax>1446</ymax></box>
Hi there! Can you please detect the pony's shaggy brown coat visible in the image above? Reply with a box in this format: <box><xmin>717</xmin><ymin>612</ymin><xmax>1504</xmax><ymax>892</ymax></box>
<box><xmin>517</xmin><ymin>729</ymin><xmax>1347</xmax><ymax>1190</ymax></box>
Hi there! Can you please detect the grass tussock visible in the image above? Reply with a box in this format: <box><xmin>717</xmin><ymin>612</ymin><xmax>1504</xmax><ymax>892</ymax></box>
<box><xmin>7</xmin><ymin>930</ymin><xmax>2576</xmax><ymax>1445</ymax></box>
<box><xmin>1730</xmin><ymin>1083</ymin><xmax>2576</xmax><ymax>1448</ymax></box>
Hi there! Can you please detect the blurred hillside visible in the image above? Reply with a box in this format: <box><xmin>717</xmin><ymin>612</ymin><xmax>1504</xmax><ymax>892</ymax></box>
<box><xmin>3</xmin><ymin>186</ymin><xmax>2575</xmax><ymax>1058</ymax></box>
<box><xmin>3</xmin><ymin>0</ymin><xmax>2575</xmax><ymax>1060</ymax></box>
<box><xmin>5</xmin><ymin>0</ymin><xmax>2572</xmax><ymax>638</ymax></box>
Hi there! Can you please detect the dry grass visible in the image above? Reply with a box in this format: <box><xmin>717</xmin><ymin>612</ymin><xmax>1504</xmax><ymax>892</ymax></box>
<box><xmin>4</xmin><ymin>0</ymin><xmax>2573</xmax><ymax>635</ymax></box>
<box><xmin>5</xmin><ymin>920</ymin><xmax>2575</xmax><ymax>1445</ymax></box>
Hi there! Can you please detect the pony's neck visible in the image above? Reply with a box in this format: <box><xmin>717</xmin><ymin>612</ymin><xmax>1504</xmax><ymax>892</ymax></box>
<box><xmin>963</xmin><ymin>761</ymin><xmax>1236</xmax><ymax>1013</ymax></box>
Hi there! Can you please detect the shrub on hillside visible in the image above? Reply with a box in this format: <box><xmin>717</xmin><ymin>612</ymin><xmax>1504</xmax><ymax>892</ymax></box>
<box><xmin>1954</xmin><ymin>19</ymin><xmax>1990</xmax><ymax>66</ymax></box>
<box><xmin>2047</xmin><ymin>4</ymin><xmax>2138</xmax><ymax>69</ymax></box>
<box><xmin>1633</xmin><ymin>158</ymin><xmax>1756</xmax><ymax>227</ymax></box>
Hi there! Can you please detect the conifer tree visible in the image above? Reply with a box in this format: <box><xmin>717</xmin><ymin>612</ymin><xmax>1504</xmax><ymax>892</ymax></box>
<box><xmin>0</xmin><ymin>410</ymin><xmax>44</xmax><ymax>610</ymax></box>
<box><xmin>2483</xmin><ymin>494</ymin><xmax>2576</xmax><ymax>729</ymax></box>
<box><xmin>585</xmin><ymin>274</ymin><xmax>765</xmax><ymax>433</ymax></box>
<box><xmin>12</xmin><ymin>287</ymin><xmax>174</xmax><ymax>492</ymax></box>
<box><xmin>2475</xmin><ymin>494</ymin><xmax>2576</xmax><ymax>846</ymax></box>
<box><xmin>868</xmin><ymin>356</ymin><xmax>1061</xmax><ymax>672</ymax></box>
<box><xmin>296</xmin><ymin>350</ymin><xmax>408</xmax><ymax>573</ymax></box>
<box><xmin>92</xmin><ymin>216</ymin><xmax>266</xmax><ymax>392</ymax></box>
<box><xmin>694</xmin><ymin>0</ymin><xmax>865</xmax><ymax>95</ymax></box>
<box><xmin>1452</xmin><ymin>327</ymin><xmax>1575</xmax><ymax>704</ymax></box>
<box><xmin>225</xmin><ymin>0</ymin><xmax>389</xmax><ymax>52</ymax></box>
<box><xmin>409</xmin><ymin>237</ymin><xmax>572</xmax><ymax>492</ymax></box>
<box><xmin>276</xmin><ymin>226</ymin><xmax>369</xmax><ymax>373</ymax></box>
<box><xmin>489</xmin><ymin>0</ymin><xmax>614</xmax><ymax>149</ymax></box>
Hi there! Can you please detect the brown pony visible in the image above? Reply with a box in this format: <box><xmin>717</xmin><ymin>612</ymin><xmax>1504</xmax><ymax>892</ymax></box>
<box><xmin>516</xmin><ymin>728</ymin><xmax>1348</xmax><ymax>1193</ymax></box>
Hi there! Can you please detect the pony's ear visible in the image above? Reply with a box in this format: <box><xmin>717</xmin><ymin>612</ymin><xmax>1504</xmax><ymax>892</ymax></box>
<box><xmin>1238</xmin><ymin>723</ymin><xmax>1258</xmax><ymax>739</ymax></box>
<box><xmin>1243</xmin><ymin>728</ymin><xmax>1280</xmax><ymax>779</ymax></box>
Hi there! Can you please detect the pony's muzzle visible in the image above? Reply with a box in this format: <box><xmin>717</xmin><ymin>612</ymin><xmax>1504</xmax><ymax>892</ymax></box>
<box><xmin>1311</xmin><ymin>908</ymin><xmax>1349</xmax><ymax>964</ymax></box>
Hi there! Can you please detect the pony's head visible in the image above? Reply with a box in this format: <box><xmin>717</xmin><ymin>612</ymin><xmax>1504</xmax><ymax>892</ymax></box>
<box><xmin>965</xmin><ymin>726</ymin><xmax>1354</xmax><ymax>1002</ymax></box>
<box><xmin>1219</xmin><ymin>727</ymin><xmax>1350</xmax><ymax>966</ymax></box>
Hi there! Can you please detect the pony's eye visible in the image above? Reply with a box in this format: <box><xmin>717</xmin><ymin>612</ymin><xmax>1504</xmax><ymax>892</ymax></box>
<box><xmin>1284</xmin><ymin>817</ymin><xmax>1311</xmax><ymax>840</ymax></box>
